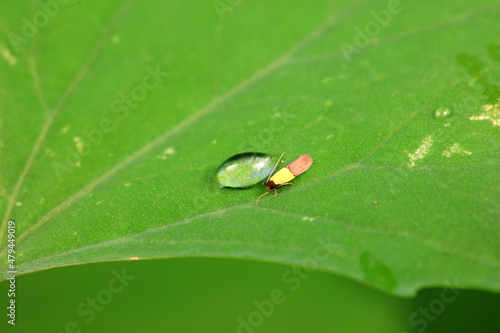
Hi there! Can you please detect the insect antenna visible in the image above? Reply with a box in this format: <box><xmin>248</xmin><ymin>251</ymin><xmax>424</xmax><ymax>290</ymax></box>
<box><xmin>256</xmin><ymin>153</ymin><xmax>285</xmax><ymax>205</ymax></box>
<box><xmin>262</xmin><ymin>152</ymin><xmax>285</xmax><ymax>185</ymax></box>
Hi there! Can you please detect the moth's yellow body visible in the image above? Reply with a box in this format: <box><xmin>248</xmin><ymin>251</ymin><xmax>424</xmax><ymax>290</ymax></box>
<box><xmin>270</xmin><ymin>168</ymin><xmax>295</xmax><ymax>185</ymax></box>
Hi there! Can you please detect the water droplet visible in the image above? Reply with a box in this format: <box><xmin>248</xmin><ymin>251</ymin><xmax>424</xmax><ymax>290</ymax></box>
<box><xmin>434</xmin><ymin>107</ymin><xmax>452</xmax><ymax>120</ymax></box>
<box><xmin>217</xmin><ymin>153</ymin><xmax>275</xmax><ymax>188</ymax></box>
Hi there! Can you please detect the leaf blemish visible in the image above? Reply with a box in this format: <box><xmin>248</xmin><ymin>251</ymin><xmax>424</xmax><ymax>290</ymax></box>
<box><xmin>408</xmin><ymin>135</ymin><xmax>433</xmax><ymax>167</ymax></box>
<box><xmin>1</xmin><ymin>46</ymin><xmax>17</xmax><ymax>66</ymax></box>
<box><xmin>73</xmin><ymin>136</ymin><xmax>86</xmax><ymax>156</ymax></box>
<box><xmin>60</xmin><ymin>125</ymin><xmax>71</xmax><ymax>135</ymax></box>
<box><xmin>469</xmin><ymin>99</ymin><xmax>500</xmax><ymax>127</ymax></box>
<box><xmin>111</xmin><ymin>34</ymin><xmax>121</xmax><ymax>44</ymax></box>
<box><xmin>45</xmin><ymin>148</ymin><xmax>55</xmax><ymax>157</ymax></box>
<box><xmin>442</xmin><ymin>143</ymin><xmax>472</xmax><ymax>158</ymax></box>
<box><xmin>157</xmin><ymin>147</ymin><xmax>175</xmax><ymax>160</ymax></box>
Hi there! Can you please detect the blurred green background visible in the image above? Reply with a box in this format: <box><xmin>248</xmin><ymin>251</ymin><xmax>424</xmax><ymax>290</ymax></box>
<box><xmin>1</xmin><ymin>259</ymin><xmax>500</xmax><ymax>332</ymax></box>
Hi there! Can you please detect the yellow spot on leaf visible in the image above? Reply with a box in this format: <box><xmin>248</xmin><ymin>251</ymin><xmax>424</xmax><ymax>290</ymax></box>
<box><xmin>408</xmin><ymin>135</ymin><xmax>433</xmax><ymax>167</ymax></box>
<box><xmin>442</xmin><ymin>143</ymin><xmax>472</xmax><ymax>158</ymax></box>
<box><xmin>470</xmin><ymin>100</ymin><xmax>500</xmax><ymax>127</ymax></box>
<box><xmin>2</xmin><ymin>47</ymin><xmax>17</xmax><ymax>66</ymax></box>
<box><xmin>61</xmin><ymin>125</ymin><xmax>71</xmax><ymax>134</ymax></box>
<box><xmin>158</xmin><ymin>147</ymin><xmax>175</xmax><ymax>160</ymax></box>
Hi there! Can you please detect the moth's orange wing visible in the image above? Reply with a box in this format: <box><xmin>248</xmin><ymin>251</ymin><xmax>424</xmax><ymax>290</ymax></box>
<box><xmin>286</xmin><ymin>153</ymin><xmax>313</xmax><ymax>176</ymax></box>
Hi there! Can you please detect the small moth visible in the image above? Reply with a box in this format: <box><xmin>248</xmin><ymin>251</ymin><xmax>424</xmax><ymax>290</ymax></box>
<box><xmin>256</xmin><ymin>153</ymin><xmax>313</xmax><ymax>205</ymax></box>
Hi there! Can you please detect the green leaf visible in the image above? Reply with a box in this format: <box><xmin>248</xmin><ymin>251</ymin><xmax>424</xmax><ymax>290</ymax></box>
<box><xmin>1</xmin><ymin>0</ymin><xmax>499</xmax><ymax>296</ymax></box>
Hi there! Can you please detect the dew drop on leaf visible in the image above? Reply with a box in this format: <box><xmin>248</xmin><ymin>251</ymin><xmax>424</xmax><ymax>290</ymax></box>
<box><xmin>433</xmin><ymin>107</ymin><xmax>452</xmax><ymax>120</ymax></box>
<box><xmin>216</xmin><ymin>153</ymin><xmax>275</xmax><ymax>188</ymax></box>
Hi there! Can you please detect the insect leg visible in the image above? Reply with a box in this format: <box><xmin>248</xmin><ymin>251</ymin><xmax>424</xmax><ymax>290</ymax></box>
<box><xmin>276</xmin><ymin>182</ymin><xmax>294</xmax><ymax>188</ymax></box>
